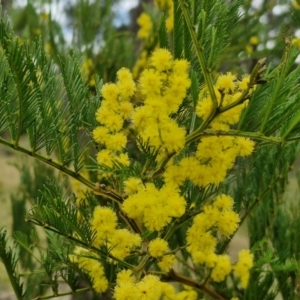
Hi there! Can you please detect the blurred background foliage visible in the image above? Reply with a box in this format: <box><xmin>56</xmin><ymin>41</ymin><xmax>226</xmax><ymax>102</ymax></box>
<box><xmin>1</xmin><ymin>0</ymin><xmax>300</xmax><ymax>299</ymax></box>
<box><xmin>2</xmin><ymin>0</ymin><xmax>300</xmax><ymax>81</ymax></box>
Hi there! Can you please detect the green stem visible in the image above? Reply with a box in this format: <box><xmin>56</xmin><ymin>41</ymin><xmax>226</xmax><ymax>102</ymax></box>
<box><xmin>144</xmin><ymin>152</ymin><xmax>175</xmax><ymax>181</ymax></box>
<box><xmin>186</xmin><ymin>129</ymin><xmax>283</xmax><ymax>145</ymax></box>
<box><xmin>175</xmin><ymin>255</ymin><xmax>198</xmax><ymax>273</ymax></box>
<box><xmin>26</xmin><ymin>218</ymin><xmax>135</xmax><ymax>269</ymax></box>
<box><xmin>15</xmin><ymin>238</ymin><xmax>41</xmax><ymax>264</ymax></box>
<box><xmin>118</xmin><ymin>211</ymin><xmax>142</xmax><ymax>234</ymax></box>
<box><xmin>0</xmin><ymin>230</ymin><xmax>23</xmax><ymax>300</ymax></box>
<box><xmin>20</xmin><ymin>269</ymin><xmax>46</xmax><ymax>276</ymax></box>
<box><xmin>0</xmin><ymin>138</ymin><xmax>94</xmax><ymax>187</ymax></box>
<box><xmin>132</xmin><ymin>254</ymin><xmax>151</xmax><ymax>273</ymax></box>
<box><xmin>0</xmin><ymin>137</ymin><xmax>123</xmax><ymax>203</ymax></box>
<box><xmin>161</xmin><ymin>269</ymin><xmax>227</xmax><ymax>300</ymax></box>
<box><xmin>32</xmin><ymin>287</ymin><xmax>90</xmax><ymax>299</ymax></box>
<box><xmin>164</xmin><ymin>210</ymin><xmax>199</xmax><ymax>241</ymax></box>
<box><xmin>3</xmin><ymin>267</ymin><xmax>23</xmax><ymax>300</ymax></box>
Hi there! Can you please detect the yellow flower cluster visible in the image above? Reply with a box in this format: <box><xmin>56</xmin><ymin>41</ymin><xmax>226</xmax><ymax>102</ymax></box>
<box><xmin>148</xmin><ymin>238</ymin><xmax>176</xmax><ymax>271</ymax></box>
<box><xmin>122</xmin><ymin>182</ymin><xmax>186</xmax><ymax>231</ymax></box>
<box><xmin>161</xmin><ymin>284</ymin><xmax>198</xmax><ymax>300</ymax></box>
<box><xmin>154</xmin><ymin>0</ymin><xmax>174</xmax><ymax>32</ymax></box>
<box><xmin>94</xmin><ymin>50</ymin><xmax>254</xmax><ymax>186</ymax></box>
<box><xmin>69</xmin><ymin>247</ymin><xmax>108</xmax><ymax>293</ymax></box>
<box><xmin>161</xmin><ymin>72</ymin><xmax>255</xmax><ymax>187</ymax></box>
<box><xmin>186</xmin><ymin>194</ymin><xmax>240</xmax><ymax>282</ymax></box>
<box><xmin>114</xmin><ymin>271</ymin><xmax>197</xmax><ymax>300</ymax></box>
<box><xmin>91</xmin><ymin>48</ymin><xmax>256</xmax><ymax>293</ymax></box>
<box><xmin>234</xmin><ymin>249</ymin><xmax>254</xmax><ymax>288</ymax></box>
<box><xmin>164</xmin><ymin>133</ymin><xmax>254</xmax><ymax>188</ymax></box>
<box><xmin>91</xmin><ymin>206</ymin><xmax>141</xmax><ymax>260</ymax></box>
<box><xmin>197</xmin><ymin>72</ymin><xmax>251</xmax><ymax>124</ymax></box>
<box><xmin>114</xmin><ymin>272</ymin><xmax>163</xmax><ymax>300</ymax></box>
<box><xmin>132</xmin><ymin>48</ymin><xmax>191</xmax><ymax>155</ymax></box>
<box><xmin>93</xmin><ymin>68</ymin><xmax>136</xmax><ymax>169</ymax></box>
<box><xmin>137</xmin><ymin>12</ymin><xmax>153</xmax><ymax>40</ymax></box>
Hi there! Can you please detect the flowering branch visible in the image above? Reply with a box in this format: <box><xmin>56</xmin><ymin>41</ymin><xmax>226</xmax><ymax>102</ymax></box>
<box><xmin>186</xmin><ymin>129</ymin><xmax>283</xmax><ymax>145</ymax></box>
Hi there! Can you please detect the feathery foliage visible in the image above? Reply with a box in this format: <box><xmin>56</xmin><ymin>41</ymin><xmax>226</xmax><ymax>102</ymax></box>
<box><xmin>1</xmin><ymin>1</ymin><xmax>300</xmax><ymax>299</ymax></box>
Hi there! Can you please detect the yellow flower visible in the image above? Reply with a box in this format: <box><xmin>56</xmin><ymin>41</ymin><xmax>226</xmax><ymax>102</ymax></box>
<box><xmin>234</xmin><ymin>137</ymin><xmax>255</xmax><ymax>156</ymax></box>
<box><xmin>158</xmin><ymin>254</ymin><xmax>176</xmax><ymax>272</ymax></box>
<box><xmin>137</xmin><ymin>13</ymin><xmax>153</xmax><ymax>39</ymax></box>
<box><xmin>173</xmin><ymin>58</ymin><xmax>190</xmax><ymax>74</ymax></box>
<box><xmin>139</xmin><ymin>69</ymin><xmax>162</xmax><ymax>96</ymax></box>
<box><xmin>117</xmin><ymin>67</ymin><xmax>133</xmax><ymax>82</ymax></box>
<box><xmin>93</xmin><ymin>126</ymin><xmax>108</xmax><ymax>144</ymax></box>
<box><xmin>214</xmin><ymin>194</ymin><xmax>234</xmax><ymax>211</ymax></box>
<box><xmin>203</xmin><ymin>205</ymin><xmax>221</xmax><ymax>227</ymax></box>
<box><xmin>164</xmin><ymin>164</ymin><xmax>187</xmax><ymax>186</ymax></box>
<box><xmin>91</xmin><ymin>206</ymin><xmax>117</xmax><ymax>245</ymax></box>
<box><xmin>175</xmin><ymin>289</ymin><xmax>198</xmax><ymax>300</ymax></box>
<box><xmin>148</xmin><ymin>238</ymin><xmax>169</xmax><ymax>258</ymax></box>
<box><xmin>116</xmin><ymin>270</ymin><xmax>135</xmax><ymax>285</ymax></box>
<box><xmin>159</xmin><ymin>120</ymin><xmax>186</xmax><ymax>153</ymax></box>
<box><xmin>292</xmin><ymin>37</ymin><xmax>300</xmax><ymax>49</ymax></box>
<box><xmin>101</xmin><ymin>83</ymin><xmax>119</xmax><ymax>100</ymax></box>
<box><xmin>143</xmin><ymin>205</ymin><xmax>171</xmax><ymax>231</ymax></box>
<box><xmin>196</xmin><ymin>96</ymin><xmax>214</xmax><ymax>118</ymax></box>
<box><xmin>118</xmin><ymin>102</ymin><xmax>133</xmax><ymax>119</ymax></box>
<box><xmin>102</xmin><ymin>112</ymin><xmax>124</xmax><ymax>132</ymax></box>
<box><xmin>114</xmin><ymin>282</ymin><xmax>137</xmax><ymax>300</ymax></box>
<box><xmin>250</xmin><ymin>36</ymin><xmax>259</xmax><ymax>45</ymax></box>
<box><xmin>93</xmin><ymin>276</ymin><xmax>109</xmax><ymax>294</ymax></box>
<box><xmin>234</xmin><ymin>249</ymin><xmax>254</xmax><ymax>288</ymax></box>
<box><xmin>117</xmin><ymin>68</ymin><xmax>136</xmax><ymax>98</ymax></box>
<box><xmin>150</xmin><ymin>48</ymin><xmax>173</xmax><ymax>71</ymax></box>
<box><xmin>238</xmin><ymin>75</ymin><xmax>250</xmax><ymax>91</ymax></box>
<box><xmin>217</xmin><ymin>210</ymin><xmax>240</xmax><ymax>237</ymax></box>
<box><xmin>71</xmin><ymin>248</ymin><xmax>108</xmax><ymax>293</ymax></box>
<box><xmin>96</xmin><ymin>149</ymin><xmax>114</xmax><ymax>167</ymax></box>
<box><xmin>105</xmin><ymin>132</ymin><xmax>127</xmax><ymax>151</ymax></box>
<box><xmin>115</xmin><ymin>153</ymin><xmax>130</xmax><ymax>166</ymax></box>
<box><xmin>161</xmin><ymin>282</ymin><xmax>176</xmax><ymax>299</ymax></box>
<box><xmin>136</xmin><ymin>275</ymin><xmax>162</xmax><ymax>300</ymax></box>
<box><xmin>122</xmin><ymin>194</ymin><xmax>144</xmax><ymax>218</ymax></box>
<box><xmin>131</xmin><ymin>106</ymin><xmax>152</xmax><ymax>129</ymax></box>
<box><xmin>216</xmin><ymin>72</ymin><xmax>236</xmax><ymax>93</ymax></box>
<box><xmin>124</xmin><ymin>177</ymin><xmax>143</xmax><ymax>195</ymax></box>
<box><xmin>211</xmin><ymin>255</ymin><xmax>232</xmax><ymax>282</ymax></box>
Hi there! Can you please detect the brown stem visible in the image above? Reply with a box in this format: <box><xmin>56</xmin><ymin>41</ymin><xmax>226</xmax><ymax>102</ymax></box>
<box><xmin>161</xmin><ymin>269</ymin><xmax>227</xmax><ymax>300</ymax></box>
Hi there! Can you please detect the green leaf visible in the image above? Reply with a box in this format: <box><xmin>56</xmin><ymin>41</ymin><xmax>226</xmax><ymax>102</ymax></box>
<box><xmin>0</xmin><ymin>228</ymin><xmax>24</xmax><ymax>300</ymax></box>
<box><xmin>158</xmin><ymin>13</ymin><xmax>169</xmax><ymax>49</ymax></box>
